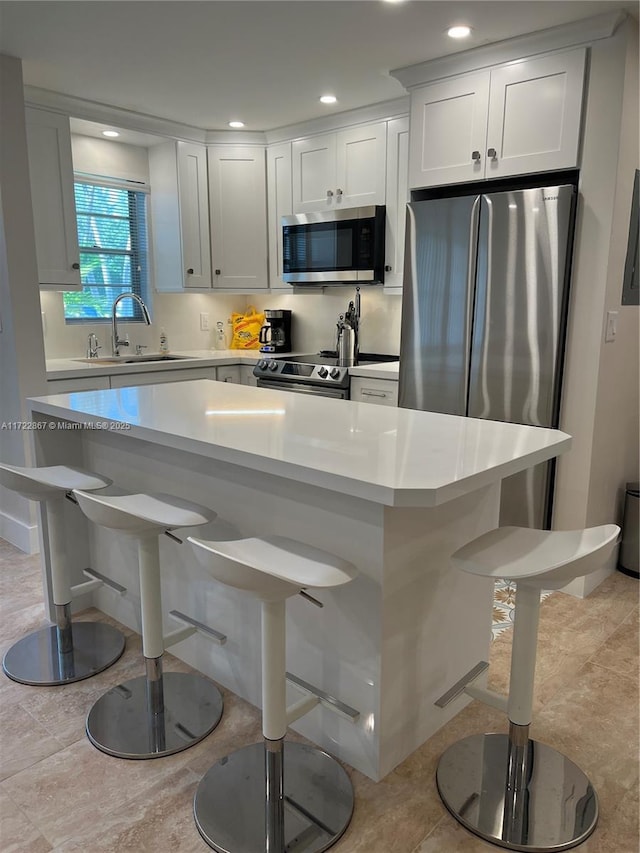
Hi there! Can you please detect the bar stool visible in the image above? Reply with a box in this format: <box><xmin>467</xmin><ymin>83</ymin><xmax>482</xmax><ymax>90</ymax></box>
<box><xmin>188</xmin><ymin>534</ymin><xmax>358</xmax><ymax>853</ymax></box>
<box><xmin>0</xmin><ymin>462</ymin><xmax>126</xmax><ymax>686</ymax></box>
<box><xmin>435</xmin><ymin>524</ymin><xmax>620</xmax><ymax>852</ymax></box>
<box><xmin>73</xmin><ymin>488</ymin><xmax>225</xmax><ymax>759</ymax></box>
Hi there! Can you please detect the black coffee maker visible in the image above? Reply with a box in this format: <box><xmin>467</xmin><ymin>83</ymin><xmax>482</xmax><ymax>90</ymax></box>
<box><xmin>259</xmin><ymin>309</ymin><xmax>292</xmax><ymax>353</ymax></box>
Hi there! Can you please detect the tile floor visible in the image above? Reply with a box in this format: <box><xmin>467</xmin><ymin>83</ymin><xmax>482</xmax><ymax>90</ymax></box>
<box><xmin>0</xmin><ymin>537</ymin><xmax>638</xmax><ymax>853</ymax></box>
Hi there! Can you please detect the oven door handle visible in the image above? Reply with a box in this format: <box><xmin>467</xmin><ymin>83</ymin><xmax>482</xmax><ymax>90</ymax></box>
<box><xmin>257</xmin><ymin>379</ymin><xmax>348</xmax><ymax>399</ymax></box>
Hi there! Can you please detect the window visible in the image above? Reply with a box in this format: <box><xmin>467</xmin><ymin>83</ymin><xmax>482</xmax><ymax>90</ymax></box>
<box><xmin>63</xmin><ymin>178</ymin><xmax>150</xmax><ymax>321</ymax></box>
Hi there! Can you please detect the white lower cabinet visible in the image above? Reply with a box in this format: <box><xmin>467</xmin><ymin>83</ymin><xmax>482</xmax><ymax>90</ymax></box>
<box><xmin>46</xmin><ymin>376</ymin><xmax>111</xmax><ymax>393</ymax></box>
<box><xmin>350</xmin><ymin>377</ymin><xmax>398</xmax><ymax>406</ymax></box>
<box><xmin>239</xmin><ymin>365</ymin><xmax>259</xmax><ymax>386</ymax></box>
<box><xmin>216</xmin><ymin>364</ymin><xmax>242</xmax><ymax>383</ymax></box>
<box><xmin>109</xmin><ymin>368</ymin><xmax>216</xmax><ymax>388</ymax></box>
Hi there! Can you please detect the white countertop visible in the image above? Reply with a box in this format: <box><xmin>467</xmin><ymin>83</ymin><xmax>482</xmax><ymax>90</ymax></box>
<box><xmin>29</xmin><ymin>380</ymin><xmax>570</xmax><ymax>508</ymax></box>
<box><xmin>46</xmin><ymin>349</ymin><xmax>263</xmax><ymax>380</ymax></box>
<box><xmin>349</xmin><ymin>362</ymin><xmax>399</xmax><ymax>380</ymax></box>
<box><xmin>46</xmin><ymin>350</ymin><xmax>399</xmax><ymax>381</ymax></box>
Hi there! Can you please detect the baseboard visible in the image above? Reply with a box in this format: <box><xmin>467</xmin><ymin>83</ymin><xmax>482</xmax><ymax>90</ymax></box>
<box><xmin>0</xmin><ymin>511</ymin><xmax>40</xmax><ymax>555</ymax></box>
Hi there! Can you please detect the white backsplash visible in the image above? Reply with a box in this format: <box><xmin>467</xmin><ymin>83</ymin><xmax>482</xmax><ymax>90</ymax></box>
<box><xmin>41</xmin><ymin>287</ymin><xmax>402</xmax><ymax>360</ymax></box>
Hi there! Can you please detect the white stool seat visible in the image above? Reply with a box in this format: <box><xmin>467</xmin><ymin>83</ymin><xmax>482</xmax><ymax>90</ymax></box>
<box><xmin>188</xmin><ymin>535</ymin><xmax>357</xmax><ymax>601</ymax></box>
<box><xmin>73</xmin><ymin>490</ymin><xmax>216</xmax><ymax>535</ymax></box>
<box><xmin>451</xmin><ymin>524</ymin><xmax>620</xmax><ymax>590</ymax></box>
<box><xmin>0</xmin><ymin>462</ymin><xmax>111</xmax><ymax>499</ymax></box>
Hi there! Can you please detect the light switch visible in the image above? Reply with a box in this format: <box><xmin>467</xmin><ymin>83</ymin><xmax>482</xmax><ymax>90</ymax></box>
<box><xmin>605</xmin><ymin>310</ymin><xmax>618</xmax><ymax>343</ymax></box>
<box><xmin>200</xmin><ymin>312</ymin><xmax>210</xmax><ymax>331</ymax></box>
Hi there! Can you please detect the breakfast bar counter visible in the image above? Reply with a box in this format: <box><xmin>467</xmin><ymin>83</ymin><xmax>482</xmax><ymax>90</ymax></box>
<box><xmin>27</xmin><ymin>380</ymin><xmax>571</xmax><ymax>781</ymax></box>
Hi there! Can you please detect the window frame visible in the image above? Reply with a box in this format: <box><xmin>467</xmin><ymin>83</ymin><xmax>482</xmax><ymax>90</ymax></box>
<box><xmin>63</xmin><ymin>174</ymin><xmax>151</xmax><ymax>324</ymax></box>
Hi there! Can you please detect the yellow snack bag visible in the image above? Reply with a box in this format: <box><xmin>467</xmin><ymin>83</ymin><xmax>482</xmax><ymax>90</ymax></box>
<box><xmin>229</xmin><ymin>306</ymin><xmax>265</xmax><ymax>350</ymax></box>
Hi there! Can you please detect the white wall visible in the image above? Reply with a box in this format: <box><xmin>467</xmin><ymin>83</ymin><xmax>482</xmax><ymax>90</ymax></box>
<box><xmin>0</xmin><ymin>55</ymin><xmax>48</xmax><ymax>552</ymax></box>
<box><xmin>554</xmin><ymin>20</ymin><xmax>639</xmax><ymax>595</ymax></box>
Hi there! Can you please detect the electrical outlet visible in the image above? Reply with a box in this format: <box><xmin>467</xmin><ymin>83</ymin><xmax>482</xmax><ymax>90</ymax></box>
<box><xmin>200</xmin><ymin>312</ymin><xmax>210</xmax><ymax>331</ymax></box>
<box><xmin>605</xmin><ymin>310</ymin><xmax>618</xmax><ymax>343</ymax></box>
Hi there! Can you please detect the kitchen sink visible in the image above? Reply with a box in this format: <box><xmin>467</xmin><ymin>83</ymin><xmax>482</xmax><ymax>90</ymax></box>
<box><xmin>74</xmin><ymin>354</ymin><xmax>192</xmax><ymax>365</ymax></box>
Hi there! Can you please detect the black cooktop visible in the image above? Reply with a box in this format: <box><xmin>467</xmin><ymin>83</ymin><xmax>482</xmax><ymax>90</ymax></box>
<box><xmin>279</xmin><ymin>352</ymin><xmax>398</xmax><ymax>366</ymax></box>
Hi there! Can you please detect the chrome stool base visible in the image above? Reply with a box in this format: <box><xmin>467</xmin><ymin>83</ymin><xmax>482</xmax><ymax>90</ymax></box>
<box><xmin>194</xmin><ymin>741</ymin><xmax>354</xmax><ymax>853</ymax></box>
<box><xmin>86</xmin><ymin>671</ymin><xmax>223</xmax><ymax>759</ymax></box>
<box><xmin>2</xmin><ymin>621</ymin><xmax>125</xmax><ymax>686</ymax></box>
<box><xmin>436</xmin><ymin>733</ymin><xmax>598</xmax><ymax>852</ymax></box>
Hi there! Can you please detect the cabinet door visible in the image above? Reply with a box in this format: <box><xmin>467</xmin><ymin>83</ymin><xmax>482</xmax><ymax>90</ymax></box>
<box><xmin>266</xmin><ymin>142</ymin><xmax>292</xmax><ymax>288</ymax></box>
<box><xmin>25</xmin><ymin>108</ymin><xmax>81</xmax><ymax>289</ymax></box>
<box><xmin>335</xmin><ymin>122</ymin><xmax>387</xmax><ymax>208</ymax></box>
<box><xmin>239</xmin><ymin>365</ymin><xmax>258</xmax><ymax>386</ymax></box>
<box><xmin>46</xmin><ymin>376</ymin><xmax>111</xmax><ymax>393</ymax></box>
<box><xmin>291</xmin><ymin>133</ymin><xmax>336</xmax><ymax>213</ymax></box>
<box><xmin>216</xmin><ymin>364</ymin><xmax>241</xmax><ymax>383</ymax></box>
<box><xmin>109</xmin><ymin>368</ymin><xmax>215</xmax><ymax>388</ymax></box>
<box><xmin>208</xmin><ymin>146</ymin><xmax>269</xmax><ymax>290</ymax></box>
<box><xmin>384</xmin><ymin>117</ymin><xmax>409</xmax><ymax>290</ymax></box>
<box><xmin>485</xmin><ymin>49</ymin><xmax>586</xmax><ymax>178</ymax></box>
<box><xmin>350</xmin><ymin>377</ymin><xmax>398</xmax><ymax>406</ymax></box>
<box><xmin>408</xmin><ymin>71</ymin><xmax>490</xmax><ymax>189</ymax></box>
<box><xmin>177</xmin><ymin>142</ymin><xmax>212</xmax><ymax>288</ymax></box>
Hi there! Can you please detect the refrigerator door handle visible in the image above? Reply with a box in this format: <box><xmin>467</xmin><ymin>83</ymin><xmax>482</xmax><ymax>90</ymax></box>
<box><xmin>464</xmin><ymin>196</ymin><xmax>482</xmax><ymax>407</ymax></box>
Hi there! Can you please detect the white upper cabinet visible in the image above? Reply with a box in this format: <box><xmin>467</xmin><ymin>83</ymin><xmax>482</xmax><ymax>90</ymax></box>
<box><xmin>384</xmin><ymin>117</ymin><xmax>410</xmax><ymax>290</ymax></box>
<box><xmin>208</xmin><ymin>146</ymin><xmax>269</xmax><ymax>290</ymax></box>
<box><xmin>409</xmin><ymin>71</ymin><xmax>490</xmax><ymax>189</ymax></box>
<box><xmin>409</xmin><ymin>48</ymin><xmax>586</xmax><ymax>188</ymax></box>
<box><xmin>149</xmin><ymin>140</ymin><xmax>211</xmax><ymax>291</ymax></box>
<box><xmin>266</xmin><ymin>141</ymin><xmax>292</xmax><ymax>289</ymax></box>
<box><xmin>484</xmin><ymin>49</ymin><xmax>586</xmax><ymax>179</ymax></box>
<box><xmin>292</xmin><ymin>122</ymin><xmax>387</xmax><ymax>213</ymax></box>
<box><xmin>25</xmin><ymin>107</ymin><xmax>81</xmax><ymax>289</ymax></box>
<box><xmin>176</xmin><ymin>142</ymin><xmax>212</xmax><ymax>287</ymax></box>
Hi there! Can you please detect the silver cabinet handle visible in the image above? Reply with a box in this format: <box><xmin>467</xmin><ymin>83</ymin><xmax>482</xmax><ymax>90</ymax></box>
<box><xmin>326</xmin><ymin>190</ymin><xmax>334</xmax><ymax>198</ymax></box>
<box><xmin>72</xmin><ymin>262</ymin><xmax>80</xmax><ymax>270</ymax></box>
<box><xmin>336</xmin><ymin>188</ymin><xmax>343</xmax><ymax>196</ymax></box>
<box><xmin>215</xmin><ymin>269</ymin><xmax>221</xmax><ymax>275</ymax></box>
<box><xmin>186</xmin><ymin>268</ymin><xmax>194</xmax><ymax>275</ymax></box>
<box><xmin>487</xmin><ymin>148</ymin><xmax>497</xmax><ymax>160</ymax></box>
<box><xmin>471</xmin><ymin>151</ymin><xmax>481</xmax><ymax>161</ymax></box>
<box><xmin>361</xmin><ymin>389</ymin><xmax>388</xmax><ymax>398</ymax></box>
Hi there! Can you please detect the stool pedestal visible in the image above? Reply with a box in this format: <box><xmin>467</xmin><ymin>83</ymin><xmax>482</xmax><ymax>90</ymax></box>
<box><xmin>84</xmin><ymin>531</ymin><xmax>223</xmax><ymax>759</ymax></box>
<box><xmin>436</xmin><ymin>730</ymin><xmax>597</xmax><ymax>852</ymax></box>
<box><xmin>193</xmin><ymin>598</ymin><xmax>353</xmax><ymax>853</ymax></box>
<box><xmin>2</xmin><ymin>494</ymin><xmax>125</xmax><ymax>686</ymax></box>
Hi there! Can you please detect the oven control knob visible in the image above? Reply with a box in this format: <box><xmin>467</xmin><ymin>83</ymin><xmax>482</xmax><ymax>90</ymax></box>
<box><xmin>258</xmin><ymin>360</ymin><xmax>268</xmax><ymax>370</ymax></box>
<box><xmin>329</xmin><ymin>367</ymin><xmax>341</xmax><ymax>380</ymax></box>
<box><xmin>318</xmin><ymin>366</ymin><xmax>329</xmax><ymax>378</ymax></box>
<box><xmin>268</xmin><ymin>360</ymin><xmax>279</xmax><ymax>371</ymax></box>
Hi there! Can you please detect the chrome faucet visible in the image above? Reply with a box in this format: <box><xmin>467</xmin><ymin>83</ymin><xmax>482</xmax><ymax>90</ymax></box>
<box><xmin>86</xmin><ymin>332</ymin><xmax>101</xmax><ymax>359</ymax></box>
<box><xmin>111</xmin><ymin>293</ymin><xmax>151</xmax><ymax>356</ymax></box>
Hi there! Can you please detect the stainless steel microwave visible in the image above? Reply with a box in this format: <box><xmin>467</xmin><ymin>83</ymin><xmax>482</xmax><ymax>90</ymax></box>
<box><xmin>282</xmin><ymin>206</ymin><xmax>386</xmax><ymax>285</ymax></box>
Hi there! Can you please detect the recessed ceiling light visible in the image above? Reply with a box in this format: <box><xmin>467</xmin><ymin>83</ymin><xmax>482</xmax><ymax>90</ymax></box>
<box><xmin>447</xmin><ymin>25</ymin><xmax>472</xmax><ymax>39</ymax></box>
<box><xmin>228</xmin><ymin>121</ymin><xmax>245</xmax><ymax>129</ymax></box>
<box><xmin>102</xmin><ymin>130</ymin><xmax>120</xmax><ymax>138</ymax></box>
<box><xmin>320</xmin><ymin>94</ymin><xmax>337</xmax><ymax>104</ymax></box>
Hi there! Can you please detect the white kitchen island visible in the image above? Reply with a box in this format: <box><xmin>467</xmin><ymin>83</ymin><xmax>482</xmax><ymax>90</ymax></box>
<box><xmin>27</xmin><ymin>380</ymin><xmax>570</xmax><ymax>781</ymax></box>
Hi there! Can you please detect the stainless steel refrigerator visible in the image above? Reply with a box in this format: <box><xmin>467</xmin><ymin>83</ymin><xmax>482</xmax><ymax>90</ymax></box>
<box><xmin>398</xmin><ymin>184</ymin><xmax>576</xmax><ymax>528</ymax></box>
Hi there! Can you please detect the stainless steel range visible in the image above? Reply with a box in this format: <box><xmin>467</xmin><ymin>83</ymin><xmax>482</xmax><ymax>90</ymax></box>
<box><xmin>253</xmin><ymin>352</ymin><xmax>398</xmax><ymax>399</ymax></box>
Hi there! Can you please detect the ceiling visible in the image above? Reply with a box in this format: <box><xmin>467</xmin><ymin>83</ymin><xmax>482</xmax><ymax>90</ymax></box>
<box><xmin>0</xmin><ymin>1</ymin><xmax>636</xmax><ymax>133</ymax></box>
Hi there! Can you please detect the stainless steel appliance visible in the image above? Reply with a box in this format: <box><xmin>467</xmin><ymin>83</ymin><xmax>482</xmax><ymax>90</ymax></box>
<box><xmin>282</xmin><ymin>206</ymin><xmax>385</xmax><ymax>285</ymax></box>
<box><xmin>399</xmin><ymin>183</ymin><xmax>577</xmax><ymax>528</ymax></box>
<box><xmin>254</xmin><ymin>352</ymin><xmax>398</xmax><ymax>399</ymax></box>
<box><xmin>259</xmin><ymin>309</ymin><xmax>292</xmax><ymax>354</ymax></box>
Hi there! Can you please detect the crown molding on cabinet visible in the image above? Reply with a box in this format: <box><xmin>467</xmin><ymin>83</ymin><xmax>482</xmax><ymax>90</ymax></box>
<box><xmin>391</xmin><ymin>10</ymin><xmax>627</xmax><ymax>89</ymax></box>
<box><xmin>264</xmin><ymin>97</ymin><xmax>410</xmax><ymax>145</ymax></box>
<box><xmin>23</xmin><ymin>86</ymin><xmax>208</xmax><ymax>143</ymax></box>
<box><xmin>204</xmin><ymin>130</ymin><xmax>267</xmax><ymax>145</ymax></box>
